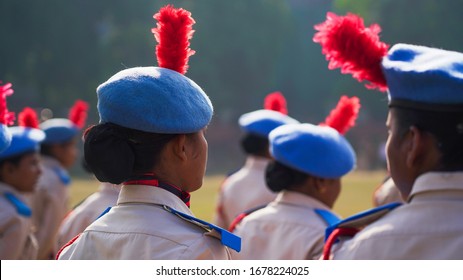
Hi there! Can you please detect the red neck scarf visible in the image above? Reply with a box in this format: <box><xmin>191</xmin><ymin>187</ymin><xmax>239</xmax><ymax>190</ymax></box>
<box><xmin>124</xmin><ymin>173</ymin><xmax>191</xmax><ymax>208</ymax></box>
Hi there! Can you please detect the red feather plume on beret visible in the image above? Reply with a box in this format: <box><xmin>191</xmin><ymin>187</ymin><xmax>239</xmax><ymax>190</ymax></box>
<box><xmin>321</xmin><ymin>95</ymin><xmax>361</xmax><ymax>135</ymax></box>
<box><xmin>152</xmin><ymin>5</ymin><xmax>196</xmax><ymax>75</ymax></box>
<box><xmin>69</xmin><ymin>100</ymin><xmax>89</xmax><ymax>129</ymax></box>
<box><xmin>313</xmin><ymin>12</ymin><xmax>389</xmax><ymax>92</ymax></box>
<box><xmin>264</xmin><ymin>91</ymin><xmax>288</xmax><ymax>115</ymax></box>
<box><xmin>0</xmin><ymin>82</ymin><xmax>15</xmax><ymax>126</ymax></box>
<box><xmin>18</xmin><ymin>107</ymin><xmax>39</xmax><ymax>129</ymax></box>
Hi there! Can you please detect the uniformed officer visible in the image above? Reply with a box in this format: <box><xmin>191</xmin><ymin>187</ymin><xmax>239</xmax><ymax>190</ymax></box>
<box><xmin>30</xmin><ymin>100</ymin><xmax>88</xmax><ymax>259</ymax></box>
<box><xmin>315</xmin><ymin>12</ymin><xmax>463</xmax><ymax>259</ymax></box>
<box><xmin>213</xmin><ymin>92</ymin><xmax>299</xmax><ymax>229</ymax></box>
<box><xmin>57</xmin><ymin>5</ymin><xmax>240</xmax><ymax>260</ymax></box>
<box><xmin>0</xmin><ymin>103</ymin><xmax>46</xmax><ymax>259</ymax></box>
<box><xmin>231</xmin><ymin>121</ymin><xmax>357</xmax><ymax>260</ymax></box>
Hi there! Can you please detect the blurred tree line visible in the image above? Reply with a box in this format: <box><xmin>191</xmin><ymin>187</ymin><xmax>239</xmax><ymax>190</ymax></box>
<box><xmin>1</xmin><ymin>0</ymin><xmax>462</xmax><ymax>174</ymax></box>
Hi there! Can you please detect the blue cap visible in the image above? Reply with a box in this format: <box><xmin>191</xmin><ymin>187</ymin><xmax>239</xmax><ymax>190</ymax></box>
<box><xmin>0</xmin><ymin>124</ymin><xmax>12</xmax><ymax>153</ymax></box>
<box><xmin>0</xmin><ymin>126</ymin><xmax>45</xmax><ymax>160</ymax></box>
<box><xmin>238</xmin><ymin>110</ymin><xmax>299</xmax><ymax>137</ymax></box>
<box><xmin>97</xmin><ymin>67</ymin><xmax>213</xmax><ymax>134</ymax></box>
<box><xmin>40</xmin><ymin>118</ymin><xmax>79</xmax><ymax>144</ymax></box>
<box><xmin>269</xmin><ymin>123</ymin><xmax>356</xmax><ymax>179</ymax></box>
<box><xmin>382</xmin><ymin>44</ymin><xmax>463</xmax><ymax>111</ymax></box>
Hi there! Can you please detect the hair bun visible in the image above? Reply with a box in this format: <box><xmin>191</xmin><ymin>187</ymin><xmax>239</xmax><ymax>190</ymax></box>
<box><xmin>84</xmin><ymin>123</ymin><xmax>135</xmax><ymax>184</ymax></box>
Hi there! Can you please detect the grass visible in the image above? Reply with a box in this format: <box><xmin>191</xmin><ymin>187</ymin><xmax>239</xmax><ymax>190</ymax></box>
<box><xmin>70</xmin><ymin>170</ymin><xmax>387</xmax><ymax>222</ymax></box>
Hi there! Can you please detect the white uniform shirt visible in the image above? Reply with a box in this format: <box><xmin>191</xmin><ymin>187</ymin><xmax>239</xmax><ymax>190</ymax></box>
<box><xmin>333</xmin><ymin>172</ymin><xmax>463</xmax><ymax>259</ymax></box>
<box><xmin>58</xmin><ymin>185</ymin><xmax>232</xmax><ymax>260</ymax></box>
<box><xmin>214</xmin><ymin>156</ymin><xmax>277</xmax><ymax>229</ymax></box>
<box><xmin>31</xmin><ymin>156</ymin><xmax>70</xmax><ymax>259</ymax></box>
<box><xmin>57</xmin><ymin>182</ymin><xmax>121</xmax><ymax>248</ymax></box>
<box><xmin>0</xmin><ymin>182</ymin><xmax>38</xmax><ymax>259</ymax></box>
<box><xmin>232</xmin><ymin>190</ymin><xmax>339</xmax><ymax>260</ymax></box>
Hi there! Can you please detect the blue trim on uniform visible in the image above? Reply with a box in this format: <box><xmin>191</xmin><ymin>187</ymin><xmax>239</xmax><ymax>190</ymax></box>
<box><xmin>53</xmin><ymin>167</ymin><xmax>71</xmax><ymax>186</ymax></box>
<box><xmin>4</xmin><ymin>192</ymin><xmax>32</xmax><ymax>217</ymax></box>
<box><xmin>163</xmin><ymin>205</ymin><xmax>241</xmax><ymax>252</ymax></box>
<box><xmin>324</xmin><ymin>202</ymin><xmax>402</xmax><ymax>242</ymax></box>
<box><xmin>96</xmin><ymin>206</ymin><xmax>112</xmax><ymax>220</ymax></box>
<box><xmin>314</xmin><ymin>208</ymin><xmax>341</xmax><ymax>227</ymax></box>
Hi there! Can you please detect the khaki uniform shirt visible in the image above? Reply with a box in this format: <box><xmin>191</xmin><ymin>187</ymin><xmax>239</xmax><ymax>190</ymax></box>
<box><xmin>31</xmin><ymin>156</ymin><xmax>70</xmax><ymax>259</ymax></box>
<box><xmin>333</xmin><ymin>172</ymin><xmax>463</xmax><ymax>259</ymax></box>
<box><xmin>58</xmin><ymin>185</ymin><xmax>232</xmax><ymax>260</ymax></box>
<box><xmin>214</xmin><ymin>156</ymin><xmax>277</xmax><ymax>228</ymax></box>
<box><xmin>57</xmin><ymin>182</ymin><xmax>120</xmax><ymax>248</ymax></box>
<box><xmin>0</xmin><ymin>183</ymin><xmax>38</xmax><ymax>259</ymax></box>
<box><xmin>232</xmin><ymin>190</ymin><xmax>339</xmax><ymax>260</ymax></box>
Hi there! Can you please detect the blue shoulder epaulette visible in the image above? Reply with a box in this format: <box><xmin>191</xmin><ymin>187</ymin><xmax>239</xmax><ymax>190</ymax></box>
<box><xmin>4</xmin><ymin>192</ymin><xmax>32</xmax><ymax>217</ymax></box>
<box><xmin>314</xmin><ymin>208</ymin><xmax>341</xmax><ymax>227</ymax></box>
<box><xmin>53</xmin><ymin>167</ymin><xmax>71</xmax><ymax>186</ymax></box>
<box><xmin>162</xmin><ymin>205</ymin><xmax>241</xmax><ymax>252</ymax></box>
<box><xmin>325</xmin><ymin>202</ymin><xmax>402</xmax><ymax>241</ymax></box>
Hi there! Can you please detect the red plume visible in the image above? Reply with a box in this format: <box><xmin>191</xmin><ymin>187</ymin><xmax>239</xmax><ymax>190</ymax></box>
<box><xmin>321</xmin><ymin>95</ymin><xmax>361</xmax><ymax>135</ymax></box>
<box><xmin>313</xmin><ymin>12</ymin><xmax>389</xmax><ymax>91</ymax></box>
<box><xmin>69</xmin><ymin>100</ymin><xmax>89</xmax><ymax>129</ymax></box>
<box><xmin>152</xmin><ymin>5</ymin><xmax>196</xmax><ymax>75</ymax></box>
<box><xmin>0</xmin><ymin>82</ymin><xmax>15</xmax><ymax>125</ymax></box>
<box><xmin>264</xmin><ymin>91</ymin><xmax>288</xmax><ymax>115</ymax></box>
<box><xmin>18</xmin><ymin>107</ymin><xmax>39</xmax><ymax>128</ymax></box>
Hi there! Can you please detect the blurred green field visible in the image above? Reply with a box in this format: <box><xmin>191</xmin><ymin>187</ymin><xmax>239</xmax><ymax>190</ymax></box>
<box><xmin>70</xmin><ymin>170</ymin><xmax>387</xmax><ymax>221</ymax></box>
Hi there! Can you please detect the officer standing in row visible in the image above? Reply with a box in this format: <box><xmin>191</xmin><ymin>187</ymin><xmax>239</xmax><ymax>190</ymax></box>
<box><xmin>314</xmin><ymin>12</ymin><xmax>463</xmax><ymax>259</ymax></box>
<box><xmin>231</xmin><ymin>96</ymin><xmax>360</xmax><ymax>260</ymax></box>
<box><xmin>57</xmin><ymin>5</ymin><xmax>240</xmax><ymax>260</ymax></box>
<box><xmin>213</xmin><ymin>92</ymin><xmax>299</xmax><ymax>229</ymax></box>
<box><xmin>0</xmin><ymin>90</ymin><xmax>45</xmax><ymax>259</ymax></box>
<box><xmin>30</xmin><ymin>100</ymin><xmax>88</xmax><ymax>259</ymax></box>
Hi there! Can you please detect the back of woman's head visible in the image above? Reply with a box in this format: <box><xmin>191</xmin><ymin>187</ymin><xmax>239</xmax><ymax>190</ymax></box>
<box><xmin>240</xmin><ymin>133</ymin><xmax>269</xmax><ymax>157</ymax></box>
<box><xmin>265</xmin><ymin>161</ymin><xmax>308</xmax><ymax>192</ymax></box>
<box><xmin>84</xmin><ymin>123</ymin><xmax>177</xmax><ymax>184</ymax></box>
<box><xmin>86</xmin><ymin>7</ymin><xmax>214</xmax><ymax>184</ymax></box>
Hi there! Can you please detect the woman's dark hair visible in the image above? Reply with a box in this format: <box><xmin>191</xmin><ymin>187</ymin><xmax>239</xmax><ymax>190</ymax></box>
<box><xmin>240</xmin><ymin>133</ymin><xmax>269</xmax><ymax>157</ymax></box>
<box><xmin>84</xmin><ymin>123</ymin><xmax>178</xmax><ymax>184</ymax></box>
<box><xmin>265</xmin><ymin>161</ymin><xmax>308</xmax><ymax>192</ymax></box>
<box><xmin>392</xmin><ymin>107</ymin><xmax>463</xmax><ymax>170</ymax></box>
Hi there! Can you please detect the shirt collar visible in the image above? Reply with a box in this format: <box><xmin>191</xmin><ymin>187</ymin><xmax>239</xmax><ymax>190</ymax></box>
<box><xmin>117</xmin><ymin>184</ymin><xmax>193</xmax><ymax>215</ymax></box>
<box><xmin>244</xmin><ymin>156</ymin><xmax>270</xmax><ymax>170</ymax></box>
<box><xmin>410</xmin><ymin>171</ymin><xmax>463</xmax><ymax>199</ymax></box>
<box><xmin>0</xmin><ymin>182</ymin><xmax>20</xmax><ymax>195</ymax></box>
<box><xmin>273</xmin><ymin>190</ymin><xmax>332</xmax><ymax>211</ymax></box>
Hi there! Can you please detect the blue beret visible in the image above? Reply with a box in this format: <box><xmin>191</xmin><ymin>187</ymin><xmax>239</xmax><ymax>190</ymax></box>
<box><xmin>382</xmin><ymin>44</ymin><xmax>463</xmax><ymax>110</ymax></box>
<box><xmin>269</xmin><ymin>123</ymin><xmax>356</xmax><ymax>179</ymax></box>
<box><xmin>0</xmin><ymin>126</ymin><xmax>45</xmax><ymax>160</ymax></box>
<box><xmin>97</xmin><ymin>67</ymin><xmax>213</xmax><ymax>134</ymax></box>
<box><xmin>40</xmin><ymin>118</ymin><xmax>79</xmax><ymax>144</ymax></box>
<box><xmin>0</xmin><ymin>125</ymin><xmax>12</xmax><ymax>153</ymax></box>
<box><xmin>239</xmin><ymin>110</ymin><xmax>299</xmax><ymax>137</ymax></box>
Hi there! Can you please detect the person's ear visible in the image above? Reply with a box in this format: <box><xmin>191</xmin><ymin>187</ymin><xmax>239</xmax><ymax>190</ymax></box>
<box><xmin>312</xmin><ymin>177</ymin><xmax>328</xmax><ymax>194</ymax></box>
<box><xmin>405</xmin><ymin>126</ymin><xmax>426</xmax><ymax>168</ymax></box>
<box><xmin>171</xmin><ymin>134</ymin><xmax>188</xmax><ymax>161</ymax></box>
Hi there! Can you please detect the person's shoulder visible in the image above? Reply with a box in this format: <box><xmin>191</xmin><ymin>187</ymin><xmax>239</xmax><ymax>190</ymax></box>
<box><xmin>0</xmin><ymin>196</ymin><xmax>19</xmax><ymax>223</ymax></box>
<box><xmin>323</xmin><ymin>202</ymin><xmax>403</xmax><ymax>259</ymax></box>
<box><xmin>161</xmin><ymin>205</ymin><xmax>241</xmax><ymax>253</ymax></box>
<box><xmin>1</xmin><ymin>192</ymin><xmax>32</xmax><ymax>218</ymax></box>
